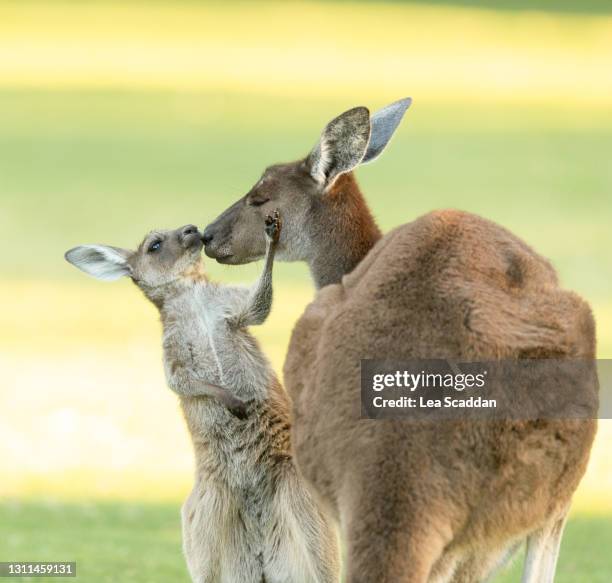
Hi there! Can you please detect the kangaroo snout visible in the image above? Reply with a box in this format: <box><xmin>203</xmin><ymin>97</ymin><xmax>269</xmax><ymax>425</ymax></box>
<box><xmin>201</xmin><ymin>227</ymin><xmax>214</xmax><ymax>246</ymax></box>
<box><xmin>203</xmin><ymin>199</ymin><xmax>248</xmax><ymax>262</ymax></box>
<box><xmin>202</xmin><ymin>222</ymin><xmax>225</xmax><ymax>257</ymax></box>
<box><xmin>202</xmin><ymin>223</ymin><xmax>235</xmax><ymax>263</ymax></box>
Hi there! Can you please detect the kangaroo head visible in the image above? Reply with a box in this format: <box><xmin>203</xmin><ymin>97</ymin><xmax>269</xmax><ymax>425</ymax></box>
<box><xmin>65</xmin><ymin>224</ymin><xmax>205</xmax><ymax>299</ymax></box>
<box><xmin>203</xmin><ymin>98</ymin><xmax>412</xmax><ymax>267</ymax></box>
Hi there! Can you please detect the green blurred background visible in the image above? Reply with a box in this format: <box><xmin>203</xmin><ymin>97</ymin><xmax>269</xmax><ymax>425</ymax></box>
<box><xmin>1</xmin><ymin>1</ymin><xmax>611</xmax><ymax>581</ymax></box>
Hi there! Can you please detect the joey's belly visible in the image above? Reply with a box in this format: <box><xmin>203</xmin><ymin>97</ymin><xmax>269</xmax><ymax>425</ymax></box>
<box><xmin>188</xmin><ymin>334</ymin><xmax>271</xmax><ymax>398</ymax></box>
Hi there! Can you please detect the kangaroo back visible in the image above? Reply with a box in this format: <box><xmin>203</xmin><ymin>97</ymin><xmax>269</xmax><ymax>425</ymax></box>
<box><xmin>284</xmin><ymin>210</ymin><xmax>597</xmax><ymax>583</ymax></box>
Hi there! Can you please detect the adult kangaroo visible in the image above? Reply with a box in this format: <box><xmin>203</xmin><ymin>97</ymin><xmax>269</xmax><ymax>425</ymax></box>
<box><xmin>203</xmin><ymin>99</ymin><xmax>598</xmax><ymax>582</ymax></box>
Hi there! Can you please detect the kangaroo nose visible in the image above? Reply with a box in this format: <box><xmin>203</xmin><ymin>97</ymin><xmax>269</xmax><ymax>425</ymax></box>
<box><xmin>180</xmin><ymin>225</ymin><xmax>199</xmax><ymax>239</ymax></box>
<box><xmin>201</xmin><ymin>227</ymin><xmax>214</xmax><ymax>245</ymax></box>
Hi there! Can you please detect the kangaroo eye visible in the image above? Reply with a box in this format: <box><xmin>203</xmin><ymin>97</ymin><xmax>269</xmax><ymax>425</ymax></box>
<box><xmin>148</xmin><ymin>240</ymin><xmax>162</xmax><ymax>253</ymax></box>
<box><xmin>250</xmin><ymin>197</ymin><xmax>269</xmax><ymax>207</ymax></box>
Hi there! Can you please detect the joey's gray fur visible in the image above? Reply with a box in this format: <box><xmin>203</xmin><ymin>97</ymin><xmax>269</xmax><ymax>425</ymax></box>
<box><xmin>65</xmin><ymin>216</ymin><xmax>339</xmax><ymax>583</ymax></box>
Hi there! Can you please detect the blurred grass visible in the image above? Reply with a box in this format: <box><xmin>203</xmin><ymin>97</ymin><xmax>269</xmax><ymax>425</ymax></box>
<box><xmin>1</xmin><ymin>501</ymin><xmax>610</xmax><ymax>582</ymax></box>
<box><xmin>0</xmin><ymin>0</ymin><xmax>611</xmax><ymax>580</ymax></box>
<box><xmin>0</xmin><ymin>501</ymin><xmax>189</xmax><ymax>583</ymax></box>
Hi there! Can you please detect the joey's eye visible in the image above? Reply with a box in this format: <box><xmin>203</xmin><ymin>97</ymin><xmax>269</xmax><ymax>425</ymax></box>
<box><xmin>148</xmin><ymin>240</ymin><xmax>162</xmax><ymax>253</ymax></box>
<box><xmin>249</xmin><ymin>197</ymin><xmax>270</xmax><ymax>207</ymax></box>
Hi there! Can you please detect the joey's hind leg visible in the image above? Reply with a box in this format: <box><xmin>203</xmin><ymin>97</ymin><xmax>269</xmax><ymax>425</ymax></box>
<box><xmin>182</xmin><ymin>488</ymin><xmax>221</xmax><ymax>583</ymax></box>
<box><xmin>182</xmin><ymin>486</ymin><xmax>263</xmax><ymax>583</ymax></box>
<box><xmin>264</xmin><ymin>475</ymin><xmax>340</xmax><ymax>583</ymax></box>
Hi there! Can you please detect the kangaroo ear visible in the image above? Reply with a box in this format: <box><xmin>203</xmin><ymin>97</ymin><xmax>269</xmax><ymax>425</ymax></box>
<box><xmin>65</xmin><ymin>245</ymin><xmax>132</xmax><ymax>281</ymax></box>
<box><xmin>307</xmin><ymin>106</ymin><xmax>371</xmax><ymax>189</ymax></box>
<box><xmin>361</xmin><ymin>97</ymin><xmax>412</xmax><ymax>164</ymax></box>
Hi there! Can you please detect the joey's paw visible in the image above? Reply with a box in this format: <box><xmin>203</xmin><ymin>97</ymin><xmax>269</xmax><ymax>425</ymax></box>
<box><xmin>264</xmin><ymin>210</ymin><xmax>282</xmax><ymax>244</ymax></box>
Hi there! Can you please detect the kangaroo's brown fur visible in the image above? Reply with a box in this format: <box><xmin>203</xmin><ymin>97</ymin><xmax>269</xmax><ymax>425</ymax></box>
<box><xmin>284</xmin><ymin>209</ymin><xmax>597</xmax><ymax>582</ymax></box>
<box><xmin>315</xmin><ymin>172</ymin><xmax>382</xmax><ymax>283</ymax></box>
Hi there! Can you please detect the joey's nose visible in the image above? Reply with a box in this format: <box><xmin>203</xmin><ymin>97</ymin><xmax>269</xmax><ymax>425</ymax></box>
<box><xmin>179</xmin><ymin>225</ymin><xmax>202</xmax><ymax>248</ymax></box>
<box><xmin>180</xmin><ymin>224</ymin><xmax>199</xmax><ymax>239</ymax></box>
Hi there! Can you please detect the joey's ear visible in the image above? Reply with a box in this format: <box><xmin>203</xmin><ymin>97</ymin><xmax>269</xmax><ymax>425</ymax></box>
<box><xmin>307</xmin><ymin>106</ymin><xmax>371</xmax><ymax>189</ymax></box>
<box><xmin>361</xmin><ymin>97</ymin><xmax>412</xmax><ymax>164</ymax></box>
<box><xmin>65</xmin><ymin>245</ymin><xmax>132</xmax><ymax>281</ymax></box>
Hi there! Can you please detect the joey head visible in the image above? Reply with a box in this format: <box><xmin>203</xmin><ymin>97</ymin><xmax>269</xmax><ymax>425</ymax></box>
<box><xmin>65</xmin><ymin>215</ymin><xmax>281</xmax><ymax>417</ymax></box>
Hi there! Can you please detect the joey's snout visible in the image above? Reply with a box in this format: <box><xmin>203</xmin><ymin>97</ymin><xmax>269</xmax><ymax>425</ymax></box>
<box><xmin>178</xmin><ymin>224</ymin><xmax>203</xmax><ymax>251</ymax></box>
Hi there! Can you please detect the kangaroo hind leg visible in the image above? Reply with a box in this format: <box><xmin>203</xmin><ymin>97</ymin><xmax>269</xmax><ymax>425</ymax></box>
<box><xmin>521</xmin><ymin>509</ymin><xmax>569</xmax><ymax>583</ymax></box>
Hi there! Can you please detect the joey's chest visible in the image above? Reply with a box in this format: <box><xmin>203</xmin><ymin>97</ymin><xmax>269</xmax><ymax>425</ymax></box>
<box><xmin>163</xmin><ymin>294</ymin><xmax>259</xmax><ymax>378</ymax></box>
<box><xmin>166</xmin><ymin>300</ymin><xmax>230</xmax><ymax>364</ymax></box>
